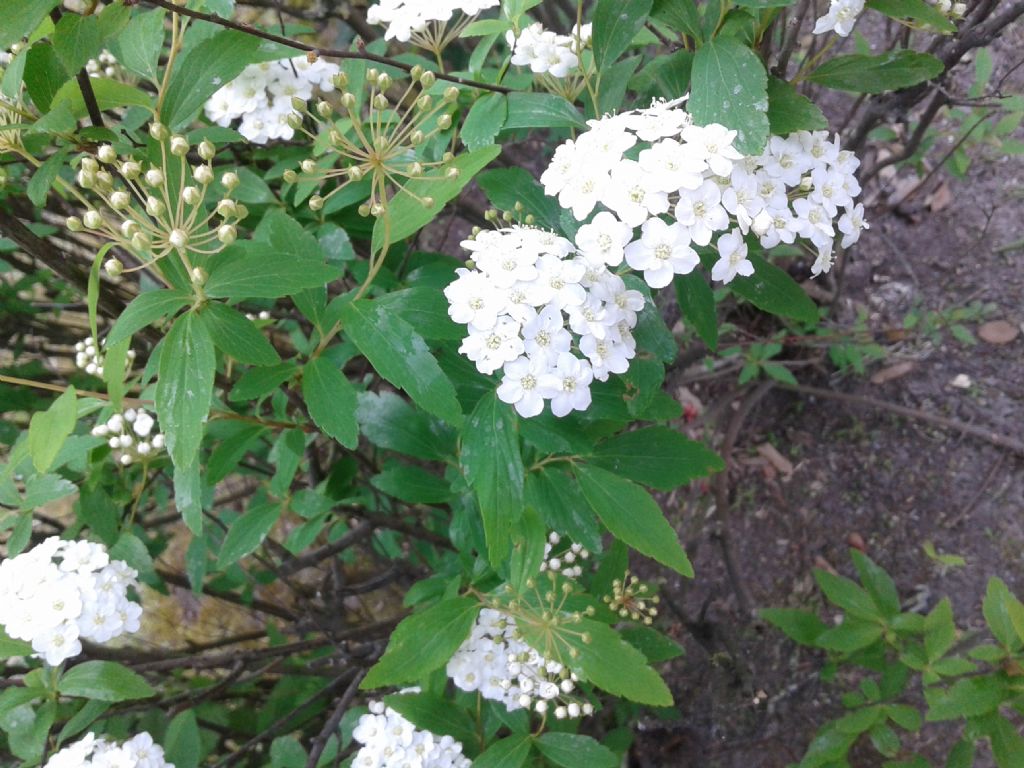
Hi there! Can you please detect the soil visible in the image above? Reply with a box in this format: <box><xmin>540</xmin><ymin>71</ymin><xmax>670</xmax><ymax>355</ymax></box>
<box><xmin>631</xmin><ymin>37</ymin><xmax>1024</xmax><ymax>768</ymax></box>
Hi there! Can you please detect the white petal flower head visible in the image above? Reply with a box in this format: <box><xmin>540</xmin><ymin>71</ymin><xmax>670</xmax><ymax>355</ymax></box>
<box><xmin>539</xmin><ymin>352</ymin><xmax>594</xmax><ymax>417</ymax></box>
<box><xmin>675</xmin><ymin>179</ymin><xmax>730</xmax><ymax>247</ymax></box>
<box><xmin>601</xmin><ymin>159</ymin><xmax>670</xmax><ymax>227</ymax></box>
<box><xmin>444</xmin><ymin>268</ymin><xmax>504</xmax><ymax>330</ymax></box>
<box><xmin>574</xmin><ymin>212</ymin><xmax>634</xmax><ymax>267</ymax></box>
<box><xmin>43</xmin><ymin>732</ymin><xmax>173</xmax><ymax>768</ymax></box>
<box><xmin>711</xmin><ymin>229</ymin><xmax>754</xmax><ymax>284</ymax></box>
<box><xmin>838</xmin><ymin>202</ymin><xmax>869</xmax><ymax>248</ymax></box>
<box><xmin>497</xmin><ymin>355</ymin><xmax>551</xmax><ymax>417</ymax></box>
<box><xmin>813</xmin><ymin>0</ymin><xmax>866</xmax><ymax>36</ymax></box>
<box><xmin>638</xmin><ymin>137</ymin><xmax>707</xmax><ymax>193</ymax></box>
<box><xmin>681</xmin><ymin>122</ymin><xmax>745</xmax><ymax>177</ymax></box>
<box><xmin>624</xmin><ymin>218</ymin><xmax>699</xmax><ymax>289</ymax></box>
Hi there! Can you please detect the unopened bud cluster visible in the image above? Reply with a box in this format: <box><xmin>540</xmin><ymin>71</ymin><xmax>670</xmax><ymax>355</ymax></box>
<box><xmin>447</xmin><ymin>608</ymin><xmax>594</xmax><ymax>719</ymax></box>
<box><xmin>539</xmin><ymin>532</ymin><xmax>590</xmax><ymax>579</ymax></box>
<box><xmin>286</xmin><ymin>66</ymin><xmax>462</xmax><ymax>218</ymax></box>
<box><xmin>605</xmin><ymin>572</ymin><xmax>661</xmax><ymax>625</ymax></box>
<box><xmin>90</xmin><ymin>408</ymin><xmax>165</xmax><ymax>466</ymax></box>
<box><xmin>74</xmin><ymin>335</ymin><xmax>136</xmax><ymax>377</ymax></box>
<box><xmin>43</xmin><ymin>732</ymin><xmax>171</xmax><ymax>768</ymax></box>
<box><xmin>85</xmin><ymin>50</ymin><xmax>128</xmax><ymax>81</ymax></box>
<box><xmin>0</xmin><ymin>538</ymin><xmax>143</xmax><ymax>666</ymax></box>
<box><xmin>67</xmin><ymin>126</ymin><xmax>246</xmax><ymax>272</ymax></box>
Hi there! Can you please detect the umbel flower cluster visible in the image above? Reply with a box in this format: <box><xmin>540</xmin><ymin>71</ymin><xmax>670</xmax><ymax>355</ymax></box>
<box><xmin>352</xmin><ymin>699</ymin><xmax>471</xmax><ymax>768</ymax></box>
<box><xmin>447</xmin><ymin>608</ymin><xmax>593</xmax><ymax>719</ymax></box>
<box><xmin>445</xmin><ymin>226</ymin><xmax>645</xmax><ymax>418</ymax></box>
<box><xmin>43</xmin><ymin>732</ymin><xmax>172</xmax><ymax>768</ymax></box>
<box><xmin>90</xmin><ymin>408</ymin><xmax>165</xmax><ymax>466</ymax></box>
<box><xmin>74</xmin><ymin>335</ymin><xmax>136</xmax><ymax>377</ymax></box>
<box><xmin>0</xmin><ymin>538</ymin><xmax>143</xmax><ymax>666</ymax></box>
<box><xmin>285</xmin><ymin>67</ymin><xmax>462</xmax><ymax>218</ymax></box>
<box><xmin>508</xmin><ymin>22</ymin><xmax>592</xmax><ymax>79</ymax></box>
<box><xmin>204</xmin><ymin>56</ymin><xmax>340</xmax><ymax>144</ymax></box>
<box><xmin>67</xmin><ymin>126</ymin><xmax>247</xmax><ymax>278</ymax></box>
<box><xmin>368</xmin><ymin>0</ymin><xmax>499</xmax><ymax>50</ymax></box>
<box><xmin>541</xmin><ymin>98</ymin><xmax>868</xmax><ymax>284</ymax></box>
<box><xmin>539</xmin><ymin>532</ymin><xmax>590</xmax><ymax>579</ymax></box>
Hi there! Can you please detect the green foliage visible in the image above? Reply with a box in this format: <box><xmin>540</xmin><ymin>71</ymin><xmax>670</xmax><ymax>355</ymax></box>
<box><xmin>689</xmin><ymin>38</ymin><xmax>770</xmax><ymax>154</ymax></box>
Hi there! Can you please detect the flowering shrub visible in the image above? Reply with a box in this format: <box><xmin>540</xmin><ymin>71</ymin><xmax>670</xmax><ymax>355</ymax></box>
<box><xmin>0</xmin><ymin>0</ymin><xmax>1020</xmax><ymax>765</ymax></box>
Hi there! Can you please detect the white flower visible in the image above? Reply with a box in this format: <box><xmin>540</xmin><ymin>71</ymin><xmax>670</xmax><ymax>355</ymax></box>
<box><xmin>624</xmin><ymin>218</ymin><xmax>699</xmax><ymax>289</ymax></box>
<box><xmin>539</xmin><ymin>352</ymin><xmax>594</xmax><ymax>417</ymax></box>
<box><xmin>510</xmin><ymin>23</ymin><xmax>580</xmax><ymax>78</ymax></box>
<box><xmin>681</xmin><ymin>123</ymin><xmax>744</xmax><ymax>177</ymax></box>
<box><xmin>813</xmin><ymin>0</ymin><xmax>866</xmax><ymax>36</ymax></box>
<box><xmin>459</xmin><ymin>317</ymin><xmax>525</xmax><ymax>375</ymax></box>
<box><xmin>600</xmin><ymin>159</ymin><xmax>670</xmax><ymax>227</ymax></box>
<box><xmin>497</xmin><ymin>356</ymin><xmax>550</xmax><ymax>417</ymax></box>
<box><xmin>575</xmin><ymin>212</ymin><xmax>633</xmax><ymax>267</ymax></box>
<box><xmin>711</xmin><ymin>229</ymin><xmax>754</xmax><ymax>284</ymax></box>
<box><xmin>639</xmin><ymin>138</ymin><xmax>706</xmax><ymax>192</ymax></box>
<box><xmin>43</xmin><ymin>732</ymin><xmax>172</xmax><ymax>768</ymax></box>
<box><xmin>838</xmin><ymin>202</ymin><xmax>869</xmax><ymax>248</ymax></box>
<box><xmin>90</xmin><ymin>408</ymin><xmax>164</xmax><ymax>466</ymax></box>
<box><xmin>675</xmin><ymin>179</ymin><xmax>730</xmax><ymax>246</ymax></box>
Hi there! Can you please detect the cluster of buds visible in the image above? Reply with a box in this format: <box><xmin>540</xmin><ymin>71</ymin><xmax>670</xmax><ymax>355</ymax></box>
<box><xmin>66</xmin><ymin>124</ymin><xmax>247</xmax><ymax>279</ymax></box>
<box><xmin>283</xmin><ymin>66</ymin><xmax>462</xmax><ymax>218</ymax></box>
<box><xmin>73</xmin><ymin>336</ymin><xmax>136</xmax><ymax>377</ymax></box>
<box><xmin>538</xmin><ymin>532</ymin><xmax>590</xmax><ymax>579</ymax></box>
<box><xmin>604</xmin><ymin>571</ymin><xmax>661</xmax><ymax>625</ymax></box>
<box><xmin>85</xmin><ymin>50</ymin><xmax>128</xmax><ymax>81</ymax></box>
<box><xmin>90</xmin><ymin>408</ymin><xmax>164</xmax><ymax>466</ymax></box>
<box><xmin>244</xmin><ymin>310</ymin><xmax>272</xmax><ymax>322</ymax></box>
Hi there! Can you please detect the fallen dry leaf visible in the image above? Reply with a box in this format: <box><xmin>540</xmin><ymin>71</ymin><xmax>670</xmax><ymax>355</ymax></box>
<box><xmin>927</xmin><ymin>181</ymin><xmax>952</xmax><ymax>212</ymax></box>
<box><xmin>978</xmin><ymin>320</ymin><xmax>1020</xmax><ymax>345</ymax></box>
<box><xmin>813</xmin><ymin>555</ymin><xmax>838</xmax><ymax>575</ymax></box>
<box><xmin>870</xmin><ymin>361</ymin><xmax>915</xmax><ymax>385</ymax></box>
<box><xmin>757</xmin><ymin>443</ymin><xmax>794</xmax><ymax>479</ymax></box>
<box><xmin>847</xmin><ymin>532</ymin><xmax>866</xmax><ymax>552</ymax></box>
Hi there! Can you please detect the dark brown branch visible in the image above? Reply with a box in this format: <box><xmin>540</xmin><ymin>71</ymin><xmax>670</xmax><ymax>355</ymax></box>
<box><xmin>49</xmin><ymin>7</ymin><xmax>105</xmax><ymax>127</ymax></box>
<box><xmin>305</xmin><ymin>671</ymin><xmax>365</xmax><ymax>768</ymax></box>
<box><xmin>136</xmin><ymin>0</ymin><xmax>512</xmax><ymax>93</ymax></box>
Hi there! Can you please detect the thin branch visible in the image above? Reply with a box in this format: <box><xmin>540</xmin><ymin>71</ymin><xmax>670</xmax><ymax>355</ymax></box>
<box><xmin>306</xmin><ymin>671</ymin><xmax>365</xmax><ymax>768</ymax></box>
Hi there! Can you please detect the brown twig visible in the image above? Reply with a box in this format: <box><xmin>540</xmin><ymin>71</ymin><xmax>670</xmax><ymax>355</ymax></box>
<box><xmin>305</xmin><ymin>671</ymin><xmax>366</xmax><ymax>768</ymax></box>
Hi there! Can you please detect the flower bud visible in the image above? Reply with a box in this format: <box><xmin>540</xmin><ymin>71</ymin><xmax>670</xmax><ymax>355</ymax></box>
<box><xmin>315</xmin><ymin>100</ymin><xmax>332</xmax><ymax>119</ymax></box>
<box><xmin>286</xmin><ymin>112</ymin><xmax>303</xmax><ymax>130</ymax></box>
<box><xmin>372</xmin><ymin>93</ymin><xmax>389</xmax><ymax>110</ymax></box>
<box><xmin>443</xmin><ymin>86</ymin><xmax>459</xmax><ymax>102</ymax></box>
<box><xmin>121</xmin><ymin>220</ymin><xmax>139</xmax><ymax>238</ymax></box>
<box><xmin>149</xmin><ymin>122</ymin><xmax>168</xmax><ymax>141</ymax></box>
<box><xmin>97</xmin><ymin>145</ymin><xmax>117</xmax><ymax>164</ymax></box>
<box><xmin>442</xmin><ymin>151</ymin><xmax>455</xmax><ymax>163</ymax></box>
<box><xmin>77</xmin><ymin>170</ymin><xmax>96</xmax><ymax>189</ymax></box>
<box><xmin>445</xmin><ymin>167</ymin><xmax>460</xmax><ymax>180</ymax></box>
<box><xmin>409</xmin><ymin>161</ymin><xmax>424</xmax><ymax>176</ymax></box>
<box><xmin>416</xmin><ymin>94</ymin><xmax>433</xmax><ymax>111</ymax></box>
<box><xmin>198</xmin><ymin>140</ymin><xmax>216</xmax><ymax>161</ymax></box>
<box><xmin>191</xmin><ymin>267</ymin><xmax>208</xmax><ymax>285</ymax></box>
<box><xmin>799</xmin><ymin>175</ymin><xmax>813</xmax><ymax>192</ymax></box>
<box><xmin>216</xmin><ymin>199</ymin><xmax>237</xmax><ymax>218</ymax></box>
<box><xmin>358</xmin><ymin>203</ymin><xmax>371</xmax><ymax>217</ymax></box>
<box><xmin>121</xmin><ymin>161</ymin><xmax>142</xmax><ymax>179</ymax></box>
<box><xmin>131</xmin><ymin>231</ymin><xmax>151</xmax><ymax>251</ymax></box>
<box><xmin>217</xmin><ymin>224</ymin><xmax>236</xmax><ymax>244</ymax></box>
<box><xmin>329</xmin><ymin>129</ymin><xmax>344</xmax><ymax>145</ymax></box>
<box><xmin>221</xmin><ymin>172</ymin><xmax>239</xmax><ymax>190</ymax></box>
<box><xmin>410</xmin><ymin>130</ymin><xmax>424</xmax><ymax>146</ymax></box>
<box><xmin>95</xmin><ymin>170</ymin><xmax>114</xmax><ymax>189</ymax></box>
<box><xmin>193</xmin><ymin>164</ymin><xmax>214</xmax><ymax>185</ymax></box>
<box><xmin>182</xmin><ymin>186</ymin><xmax>201</xmax><ymax>205</ymax></box>
<box><xmin>145</xmin><ymin>196</ymin><xmax>164</xmax><ymax>216</ymax></box>
<box><xmin>81</xmin><ymin>156</ymin><xmax>99</xmax><ymax>173</ymax></box>
<box><xmin>283</xmin><ymin>169</ymin><xmax>298</xmax><ymax>183</ymax></box>
<box><xmin>340</xmin><ymin>92</ymin><xmax>356</xmax><ymax>110</ymax></box>
<box><xmin>66</xmin><ymin>216</ymin><xmax>84</xmax><ymax>232</ymax></box>
<box><xmin>291</xmin><ymin>95</ymin><xmax>307</xmax><ymax>112</ymax></box>
<box><xmin>410</xmin><ymin>65</ymin><xmax>424</xmax><ymax>81</ymax></box>
<box><xmin>367</xmin><ymin>68</ymin><xmax>379</xmax><ymax>82</ymax></box>
<box><xmin>370</xmin><ymin>202</ymin><xmax>386</xmax><ymax>216</ymax></box>
<box><xmin>110</xmin><ymin>191</ymin><xmax>131</xmax><ymax>209</ymax></box>
<box><xmin>331</xmin><ymin>72</ymin><xmax>348</xmax><ymax>90</ymax></box>
<box><xmin>169</xmin><ymin>135</ymin><xmax>189</xmax><ymax>156</ymax></box>
<box><xmin>377</xmin><ymin>73</ymin><xmax>392</xmax><ymax>91</ymax></box>
<box><xmin>144</xmin><ymin>168</ymin><xmax>164</xmax><ymax>187</ymax></box>
<box><xmin>419</xmin><ymin>71</ymin><xmax>436</xmax><ymax>89</ymax></box>
<box><xmin>420</xmin><ymin>196</ymin><xmax>434</xmax><ymax>208</ymax></box>
<box><xmin>437</xmin><ymin>114</ymin><xmax>453</xmax><ymax>131</ymax></box>
<box><xmin>83</xmin><ymin>210</ymin><xmax>103</xmax><ymax>229</ymax></box>
<box><xmin>169</xmin><ymin>229</ymin><xmax>188</xmax><ymax>249</ymax></box>
<box><xmin>104</xmin><ymin>258</ymin><xmax>123</xmax><ymax>277</ymax></box>
<box><xmin>235</xmin><ymin>203</ymin><xmax>249</xmax><ymax>220</ymax></box>
<box><xmin>301</xmin><ymin>159</ymin><xmax>317</xmax><ymax>174</ymax></box>
<box><xmin>308</xmin><ymin>195</ymin><xmax>324</xmax><ymax>211</ymax></box>
<box><xmin>347</xmin><ymin>166</ymin><xmax>364</xmax><ymax>181</ymax></box>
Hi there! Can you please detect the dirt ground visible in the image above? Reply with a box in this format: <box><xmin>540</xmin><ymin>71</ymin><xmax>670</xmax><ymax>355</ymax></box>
<box><xmin>633</xmin><ymin>42</ymin><xmax>1024</xmax><ymax>768</ymax></box>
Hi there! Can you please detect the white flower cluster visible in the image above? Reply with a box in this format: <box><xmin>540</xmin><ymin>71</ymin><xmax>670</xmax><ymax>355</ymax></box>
<box><xmin>508</xmin><ymin>22</ymin><xmax>592</xmax><ymax>79</ymax></box>
<box><xmin>352</xmin><ymin>700</ymin><xmax>471</xmax><ymax>768</ymax></box>
<box><xmin>44</xmin><ymin>732</ymin><xmax>172</xmax><ymax>768</ymax></box>
<box><xmin>204</xmin><ymin>57</ymin><xmax>340</xmax><ymax>144</ymax></box>
<box><xmin>447</xmin><ymin>608</ymin><xmax>593</xmax><ymax>719</ymax></box>
<box><xmin>812</xmin><ymin>0</ymin><xmax>865</xmax><ymax>36</ymax></box>
<box><xmin>539</xmin><ymin>532</ymin><xmax>590</xmax><ymax>579</ymax></box>
<box><xmin>445</xmin><ymin>226</ymin><xmax>645</xmax><ymax>418</ymax></box>
<box><xmin>90</xmin><ymin>408</ymin><xmax>164</xmax><ymax>466</ymax></box>
<box><xmin>74</xmin><ymin>336</ymin><xmax>136</xmax><ymax>377</ymax></box>
<box><xmin>927</xmin><ymin>0</ymin><xmax>967</xmax><ymax>17</ymax></box>
<box><xmin>542</xmin><ymin>99</ymin><xmax>868</xmax><ymax>284</ymax></box>
<box><xmin>0</xmin><ymin>538</ymin><xmax>142</xmax><ymax>666</ymax></box>
<box><xmin>367</xmin><ymin>0</ymin><xmax>499</xmax><ymax>42</ymax></box>
<box><xmin>85</xmin><ymin>50</ymin><xmax>120</xmax><ymax>79</ymax></box>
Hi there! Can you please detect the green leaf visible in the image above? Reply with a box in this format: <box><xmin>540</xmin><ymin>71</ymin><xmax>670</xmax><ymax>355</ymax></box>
<box><xmin>472</xmin><ymin>735</ymin><xmax>532</xmax><ymax>768</ymax></box>
<box><xmin>57</xmin><ymin>700</ymin><xmax>110</xmax><ymax>745</ymax></box>
<box><xmin>651</xmin><ymin>0</ymin><xmax>703</xmax><ymax>40</ymax></box>
<box><xmin>50</xmin><ymin>76</ymin><xmax>153</xmax><ymax>118</ymax></box>
<box><xmin>28</xmin><ymin>386</ymin><xmax>76</xmax><ymax>474</ymax></box>
<box><xmin>593</xmin><ymin>0</ymin><xmax>654</xmax><ymax>69</ymax></box>
<box><xmin>199</xmin><ymin>302</ymin><xmax>280</xmax><ymax>366</ymax></box>
<box><xmin>730</xmin><ymin>253</ymin><xmax>818</xmax><ymax>323</ymax></box>
<box><xmin>591</xmin><ymin>426</ymin><xmax>723</xmax><ymax>490</ymax></box>
<box><xmin>461</xmin><ymin>93</ymin><xmax>508</xmax><ymax>150</ymax></box>
<box><xmin>0</xmin><ymin>626</ymin><xmax>32</xmax><ymax>658</ymax></box>
<box><xmin>689</xmin><ymin>38</ymin><xmax>770</xmax><ymax>155</ymax></box>
<box><xmin>217</xmin><ymin>500</ymin><xmax>282</xmax><ymax>568</ymax></box>
<box><xmin>340</xmin><ymin>299</ymin><xmax>463</xmax><ymax>426</ymax></box>
<box><xmin>761</xmin><ymin>608</ymin><xmax>828</xmax><ymax>645</ymax></box>
<box><xmin>108</xmin><ymin>9</ymin><xmax>166</xmax><ymax>82</ymax></box>
<box><xmin>356</xmin><ymin>391</ymin><xmax>451</xmax><ymax>461</ymax></box>
<box><xmin>205</xmin><ymin>243</ymin><xmax>339</xmax><ymax>300</ymax></box>
<box><xmin>632</xmin><ymin>49</ymin><xmax>694</xmax><ymax>100</ymax></box>
<box><xmin>376</xmin><ymin>287</ymin><xmax>463</xmax><ymax>341</ymax></box>
<box><xmin>382</xmin><ymin>693</ymin><xmax>478</xmax><ymax>750</ymax></box>
<box><xmin>361</xmin><ymin>597</ymin><xmax>478</xmax><ymax>688</ymax></box>
<box><xmin>947</xmin><ymin>739</ymin><xmax>975</xmax><ymax>768</ymax></box>
<box><xmin>230</xmin><ymin>361</ymin><xmax>297</xmax><ymax>403</ymax></box>
<box><xmin>24</xmin><ymin>43</ymin><xmax>69</xmax><ymax>114</ymax></box>
<box><xmin>816</xmin><ymin>620</ymin><xmax>885</xmax><ymax>652</ymax></box>
<box><xmin>982</xmin><ymin>577</ymin><xmax>1024</xmax><ymax>650</ymax></box>
<box><xmin>766</xmin><ymin>77</ymin><xmax>828</xmax><ymax>135</ymax></box>
<box><xmin>106</xmin><ymin>289</ymin><xmax>190</xmax><ymax>346</ymax></box>
<box><xmin>0</xmin><ymin>0</ymin><xmax>59</xmax><ymax>50</ymax></box>
<box><xmin>27</xmin><ymin>145</ymin><xmax>69</xmax><ymax>206</ymax></box>
<box><xmin>460</xmin><ymin>392</ymin><xmax>525</xmax><ymax>567</ymax></box>
<box><xmin>477</xmin><ymin>167</ymin><xmax>562</xmax><ymax>232</ymax></box>
<box><xmin>574</xmin><ymin>463</ymin><xmax>693</xmax><ymax>577</ymax></box>
<box><xmin>866</xmin><ymin>0</ymin><xmax>956</xmax><ymax>32</ymax></box>
<box><xmin>371</xmin><ymin>146</ymin><xmax>500</xmax><ymax>254</ymax></box>
<box><xmin>570</xmin><ymin>619</ymin><xmax>673</xmax><ymax>706</ymax></box>
<box><xmin>161</xmin><ymin>30</ymin><xmax>289</xmax><ymax>128</ymax></box>
<box><xmin>502</xmin><ymin>92</ymin><xmax>585</xmax><ymax>131</ymax></box>
<box><xmin>372</xmin><ymin>463</ymin><xmax>452</xmax><ymax>504</ymax></box>
<box><xmin>807</xmin><ymin>51</ymin><xmax>944</xmax><ymax>93</ymax></box>
<box><xmin>164</xmin><ymin>710</ymin><xmax>201</xmax><ymax>768</ymax></box>
<box><xmin>851</xmin><ymin>550</ymin><xmax>901</xmax><ymax>618</ymax></box>
<box><xmin>814</xmin><ymin>569</ymin><xmax>880</xmax><ymax>621</ymax></box>
<box><xmin>924</xmin><ymin>676</ymin><xmax>1006</xmax><ymax>721</ymax></box>
<box><xmin>302</xmin><ymin>356</ymin><xmax>359</xmax><ymax>450</ymax></box>
<box><xmin>156</xmin><ymin>312</ymin><xmax>216</xmax><ymax>469</ymax></box>
<box><xmin>674</xmin><ymin>272</ymin><xmax>717</xmax><ymax>353</ymax></box>
<box><xmin>536</xmin><ymin>734</ymin><xmax>618</xmax><ymax>768</ymax></box>
<box><xmin>58</xmin><ymin>661</ymin><xmax>154</xmax><ymax>702</ymax></box>
<box><xmin>619</xmin><ymin>625</ymin><xmax>685</xmax><ymax>663</ymax></box>
<box><xmin>523</xmin><ymin>467</ymin><xmax>602</xmax><ymax>553</ymax></box>
<box><xmin>53</xmin><ymin>13</ymin><xmax>102</xmax><ymax>75</ymax></box>
<box><xmin>508</xmin><ymin>507</ymin><xmax>546</xmax><ymax>593</ymax></box>
<box><xmin>923</xmin><ymin>599</ymin><xmax>956</xmax><ymax>662</ymax></box>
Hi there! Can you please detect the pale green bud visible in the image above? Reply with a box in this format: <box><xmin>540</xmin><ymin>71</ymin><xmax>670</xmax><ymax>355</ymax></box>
<box><xmin>182</xmin><ymin>186</ymin><xmax>201</xmax><ymax>205</ymax></box>
<box><xmin>149</xmin><ymin>122</ymin><xmax>168</xmax><ymax>141</ymax></box>
<box><xmin>66</xmin><ymin>216</ymin><xmax>84</xmax><ymax>232</ymax></box>
<box><xmin>168</xmin><ymin>228</ymin><xmax>188</xmax><ymax>249</ymax></box>
<box><xmin>221</xmin><ymin>172</ymin><xmax>240</xmax><ymax>190</ymax></box>
<box><xmin>216</xmin><ymin>199</ymin><xmax>237</xmax><ymax>218</ymax></box>
<box><xmin>301</xmin><ymin>159</ymin><xmax>317</xmax><ymax>174</ymax></box>
<box><xmin>83</xmin><ymin>210</ymin><xmax>103</xmax><ymax>229</ymax></box>
<box><xmin>217</xmin><ymin>224</ymin><xmax>237</xmax><ymax>245</ymax></box>
<box><xmin>283</xmin><ymin>169</ymin><xmax>298</xmax><ymax>183</ymax></box>
<box><xmin>145</xmin><ymin>196</ymin><xmax>164</xmax><ymax>216</ymax></box>
<box><xmin>97</xmin><ymin>145</ymin><xmax>117</xmax><ymax>164</ymax></box>
<box><xmin>437</xmin><ymin>114</ymin><xmax>452</xmax><ymax>130</ymax></box>
<box><xmin>81</xmin><ymin>156</ymin><xmax>99</xmax><ymax>173</ymax></box>
<box><xmin>169</xmin><ymin>135</ymin><xmax>189</xmax><ymax>156</ymax></box>
<box><xmin>144</xmin><ymin>168</ymin><xmax>164</xmax><ymax>187</ymax></box>
<box><xmin>193</xmin><ymin>165</ymin><xmax>214</xmax><ymax>185</ymax></box>
<box><xmin>309</xmin><ymin>195</ymin><xmax>324</xmax><ymax>211</ymax></box>
<box><xmin>104</xmin><ymin>258</ymin><xmax>123</xmax><ymax>277</ymax></box>
<box><xmin>316</xmin><ymin>100</ymin><xmax>332</xmax><ymax>118</ymax></box>
<box><xmin>443</xmin><ymin>86</ymin><xmax>459</xmax><ymax>102</ymax></box>
<box><xmin>419</xmin><ymin>71</ymin><xmax>436</xmax><ymax>89</ymax></box>
<box><xmin>198</xmin><ymin>140</ymin><xmax>216</xmax><ymax>161</ymax></box>
<box><xmin>191</xmin><ymin>267</ymin><xmax>208</xmax><ymax>285</ymax></box>
<box><xmin>110</xmin><ymin>190</ymin><xmax>131</xmax><ymax>209</ymax></box>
